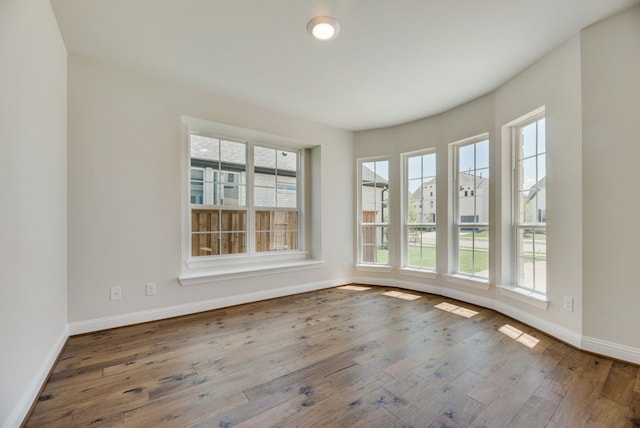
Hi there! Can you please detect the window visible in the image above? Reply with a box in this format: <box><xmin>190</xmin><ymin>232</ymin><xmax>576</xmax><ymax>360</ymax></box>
<box><xmin>452</xmin><ymin>137</ymin><xmax>490</xmax><ymax>279</ymax></box>
<box><xmin>514</xmin><ymin>115</ymin><xmax>546</xmax><ymax>293</ymax></box>
<box><xmin>358</xmin><ymin>159</ymin><xmax>389</xmax><ymax>265</ymax></box>
<box><xmin>189</xmin><ymin>134</ymin><xmax>300</xmax><ymax>258</ymax></box>
<box><xmin>404</xmin><ymin>150</ymin><xmax>436</xmax><ymax>270</ymax></box>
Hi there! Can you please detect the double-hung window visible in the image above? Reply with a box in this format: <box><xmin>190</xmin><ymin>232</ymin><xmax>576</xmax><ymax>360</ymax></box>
<box><xmin>452</xmin><ymin>137</ymin><xmax>490</xmax><ymax>279</ymax></box>
<box><xmin>189</xmin><ymin>133</ymin><xmax>300</xmax><ymax>259</ymax></box>
<box><xmin>404</xmin><ymin>150</ymin><xmax>436</xmax><ymax>270</ymax></box>
<box><xmin>358</xmin><ymin>159</ymin><xmax>389</xmax><ymax>265</ymax></box>
<box><xmin>513</xmin><ymin>115</ymin><xmax>546</xmax><ymax>293</ymax></box>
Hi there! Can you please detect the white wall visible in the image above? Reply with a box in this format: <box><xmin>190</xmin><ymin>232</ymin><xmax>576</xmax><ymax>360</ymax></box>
<box><xmin>0</xmin><ymin>0</ymin><xmax>68</xmax><ymax>426</ymax></box>
<box><xmin>67</xmin><ymin>56</ymin><xmax>353</xmax><ymax>326</ymax></box>
<box><xmin>581</xmin><ymin>5</ymin><xmax>640</xmax><ymax>349</ymax></box>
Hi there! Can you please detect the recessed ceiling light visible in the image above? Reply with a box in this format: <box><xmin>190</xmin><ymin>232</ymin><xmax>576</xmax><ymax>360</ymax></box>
<box><xmin>307</xmin><ymin>16</ymin><xmax>340</xmax><ymax>41</ymax></box>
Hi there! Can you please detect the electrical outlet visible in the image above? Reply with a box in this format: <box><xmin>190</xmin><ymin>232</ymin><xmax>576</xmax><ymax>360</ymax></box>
<box><xmin>110</xmin><ymin>286</ymin><xmax>122</xmax><ymax>301</ymax></box>
<box><xmin>145</xmin><ymin>282</ymin><xmax>156</xmax><ymax>296</ymax></box>
<box><xmin>563</xmin><ymin>296</ymin><xmax>573</xmax><ymax>312</ymax></box>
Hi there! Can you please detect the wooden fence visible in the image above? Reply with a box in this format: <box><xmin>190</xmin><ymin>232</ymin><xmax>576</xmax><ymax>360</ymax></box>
<box><xmin>191</xmin><ymin>209</ymin><xmax>297</xmax><ymax>256</ymax></box>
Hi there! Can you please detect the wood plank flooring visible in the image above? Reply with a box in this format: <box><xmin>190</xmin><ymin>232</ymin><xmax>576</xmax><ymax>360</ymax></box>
<box><xmin>25</xmin><ymin>285</ymin><xmax>640</xmax><ymax>427</ymax></box>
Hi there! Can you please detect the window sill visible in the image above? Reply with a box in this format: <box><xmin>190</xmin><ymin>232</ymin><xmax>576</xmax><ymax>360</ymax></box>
<box><xmin>497</xmin><ymin>285</ymin><xmax>549</xmax><ymax>310</ymax></box>
<box><xmin>354</xmin><ymin>264</ymin><xmax>393</xmax><ymax>273</ymax></box>
<box><xmin>398</xmin><ymin>267</ymin><xmax>438</xmax><ymax>280</ymax></box>
<box><xmin>180</xmin><ymin>254</ymin><xmax>324</xmax><ymax>286</ymax></box>
<box><xmin>444</xmin><ymin>274</ymin><xmax>491</xmax><ymax>291</ymax></box>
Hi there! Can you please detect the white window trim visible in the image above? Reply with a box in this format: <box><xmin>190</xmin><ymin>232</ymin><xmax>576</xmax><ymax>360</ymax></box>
<box><xmin>181</xmin><ymin>117</ymin><xmax>318</xmax><ymax>282</ymax></box>
<box><xmin>508</xmin><ymin>107</ymin><xmax>547</xmax><ymax>296</ymax></box>
<box><xmin>497</xmin><ymin>284</ymin><xmax>549</xmax><ymax>310</ymax></box>
<box><xmin>179</xmin><ymin>256</ymin><xmax>324</xmax><ymax>286</ymax></box>
<box><xmin>401</xmin><ymin>148</ymin><xmax>437</xmax><ymax>273</ymax></box>
<box><xmin>444</xmin><ymin>273</ymin><xmax>491</xmax><ymax>291</ymax></box>
<box><xmin>449</xmin><ymin>133</ymin><xmax>491</xmax><ymax>280</ymax></box>
<box><xmin>505</xmin><ymin>107</ymin><xmax>547</xmax><ymax>296</ymax></box>
<box><xmin>399</xmin><ymin>267</ymin><xmax>438</xmax><ymax>280</ymax></box>
<box><xmin>356</xmin><ymin>156</ymin><xmax>391</xmax><ymax>267</ymax></box>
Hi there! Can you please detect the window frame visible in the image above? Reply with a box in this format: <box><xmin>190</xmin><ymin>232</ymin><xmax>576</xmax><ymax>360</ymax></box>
<box><xmin>184</xmin><ymin>130</ymin><xmax>308</xmax><ymax>272</ymax></box>
<box><xmin>356</xmin><ymin>157</ymin><xmax>391</xmax><ymax>268</ymax></box>
<box><xmin>512</xmin><ymin>113</ymin><xmax>547</xmax><ymax>294</ymax></box>
<box><xmin>450</xmin><ymin>134</ymin><xmax>490</xmax><ymax>281</ymax></box>
<box><xmin>401</xmin><ymin>148</ymin><xmax>437</xmax><ymax>272</ymax></box>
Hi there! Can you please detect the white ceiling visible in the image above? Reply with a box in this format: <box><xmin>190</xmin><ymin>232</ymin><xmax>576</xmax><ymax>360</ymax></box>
<box><xmin>50</xmin><ymin>0</ymin><xmax>639</xmax><ymax>131</ymax></box>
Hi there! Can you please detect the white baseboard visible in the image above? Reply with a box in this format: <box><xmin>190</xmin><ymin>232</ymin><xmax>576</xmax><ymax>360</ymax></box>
<box><xmin>69</xmin><ymin>279</ymin><xmax>344</xmax><ymax>335</ymax></box>
<box><xmin>3</xmin><ymin>326</ymin><xmax>68</xmax><ymax>428</ymax></box>
<box><xmin>582</xmin><ymin>336</ymin><xmax>640</xmax><ymax>365</ymax></box>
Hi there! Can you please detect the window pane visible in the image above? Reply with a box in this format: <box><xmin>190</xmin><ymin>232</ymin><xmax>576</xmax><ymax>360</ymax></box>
<box><xmin>516</xmin><ymin>227</ymin><xmax>546</xmax><ymax>291</ymax></box>
<box><xmin>255</xmin><ymin>186</ymin><xmax>276</xmax><ymax>208</ymax></box>
<box><xmin>458</xmin><ymin>144</ymin><xmax>475</xmax><ymax>173</ymax></box>
<box><xmin>192</xmin><ymin>232</ymin><xmax>218</xmax><ymax>256</ymax></box>
<box><xmin>520</xmin><ymin>122</ymin><xmax>537</xmax><ymax>159</ymax></box>
<box><xmin>361</xmin><ymin>225</ymin><xmax>388</xmax><ymax>264</ymax></box>
<box><xmin>278</xmin><ymin>150</ymin><xmax>297</xmax><ymax>172</ymax></box>
<box><xmin>423</xmin><ymin>153</ymin><xmax>436</xmax><ymax>177</ymax></box>
<box><xmin>190</xmin><ymin>168</ymin><xmax>204</xmax><ymax>204</ymax></box>
<box><xmin>475</xmin><ymin>140</ymin><xmax>489</xmax><ymax>169</ymax></box>
<box><xmin>276</xmin><ymin>188</ymin><xmax>297</xmax><ymax>208</ymax></box>
<box><xmin>191</xmin><ymin>210</ymin><xmax>219</xmax><ymax>256</ymax></box>
<box><xmin>519</xmin><ymin>191</ymin><xmax>536</xmax><ymax>223</ymax></box>
<box><xmin>407</xmin><ymin>226</ymin><xmax>436</xmax><ymax>270</ymax></box>
<box><xmin>457</xmin><ymin>227</ymin><xmax>489</xmax><ymax>278</ymax></box>
<box><xmin>538</xmin><ymin>154</ymin><xmax>546</xmax><ymax>181</ymax></box>
<box><xmin>458</xmin><ymin>172</ymin><xmax>475</xmax><ymax>222</ymax></box>
<box><xmin>220</xmin><ymin>232</ymin><xmax>246</xmax><ymax>254</ymax></box>
<box><xmin>220</xmin><ymin>210</ymin><xmax>246</xmax><ymax>232</ymax></box>
<box><xmin>538</xmin><ymin>119</ymin><xmax>546</xmax><ymax>154</ymax></box>
<box><xmin>190</xmin><ymin>135</ymin><xmax>220</xmax><ymax>161</ymax></box>
<box><xmin>222</xmin><ymin>185</ymin><xmax>245</xmax><ymax>206</ymax></box>
<box><xmin>408</xmin><ymin>156</ymin><xmax>422</xmax><ymax>179</ymax></box>
<box><xmin>221</xmin><ymin>140</ymin><xmax>246</xmax><ymax>166</ymax></box>
<box><xmin>521</xmin><ymin>157</ymin><xmax>536</xmax><ymax>192</ymax></box>
<box><xmin>475</xmin><ymin>173</ymin><xmax>489</xmax><ymax>223</ymax></box>
<box><xmin>254</xmin><ymin>146</ymin><xmax>276</xmax><ymax>169</ymax></box>
<box><xmin>255</xmin><ymin>210</ymin><xmax>298</xmax><ymax>252</ymax></box>
<box><xmin>374</xmin><ymin>160</ymin><xmax>389</xmax><ymax>183</ymax></box>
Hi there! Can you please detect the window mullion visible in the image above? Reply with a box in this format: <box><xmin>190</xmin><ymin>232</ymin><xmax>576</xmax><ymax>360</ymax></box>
<box><xmin>246</xmin><ymin>142</ymin><xmax>255</xmax><ymax>254</ymax></box>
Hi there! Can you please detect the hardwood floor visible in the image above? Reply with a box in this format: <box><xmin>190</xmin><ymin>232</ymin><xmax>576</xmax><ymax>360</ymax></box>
<box><xmin>26</xmin><ymin>285</ymin><xmax>640</xmax><ymax>427</ymax></box>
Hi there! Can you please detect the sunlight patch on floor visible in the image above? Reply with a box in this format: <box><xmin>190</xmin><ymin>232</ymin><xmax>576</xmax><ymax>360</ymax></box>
<box><xmin>337</xmin><ymin>285</ymin><xmax>371</xmax><ymax>291</ymax></box>
<box><xmin>499</xmin><ymin>324</ymin><xmax>540</xmax><ymax>348</ymax></box>
<box><xmin>434</xmin><ymin>302</ymin><xmax>479</xmax><ymax>318</ymax></box>
<box><xmin>382</xmin><ymin>291</ymin><xmax>421</xmax><ymax>301</ymax></box>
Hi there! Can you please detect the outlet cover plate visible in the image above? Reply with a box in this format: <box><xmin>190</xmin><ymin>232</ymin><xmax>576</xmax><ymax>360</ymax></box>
<box><xmin>110</xmin><ymin>286</ymin><xmax>122</xmax><ymax>301</ymax></box>
<box><xmin>146</xmin><ymin>283</ymin><xmax>156</xmax><ymax>296</ymax></box>
<box><xmin>563</xmin><ymin>296</ymin><xmax>573</xmax><ymax>312</ymax></box>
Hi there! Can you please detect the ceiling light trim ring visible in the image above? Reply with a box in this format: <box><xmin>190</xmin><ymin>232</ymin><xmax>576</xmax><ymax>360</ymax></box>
<box><xmin>307</xmin><ymin>16</ymin><xmax>340</xmax><ymax>41</ymax></box>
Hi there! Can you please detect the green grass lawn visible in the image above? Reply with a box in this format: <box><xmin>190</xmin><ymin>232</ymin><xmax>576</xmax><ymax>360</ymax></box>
<box><xmin>375</xmin><ymin>245</ymin><xmax>489</xmax><ymax>275</ymax></box>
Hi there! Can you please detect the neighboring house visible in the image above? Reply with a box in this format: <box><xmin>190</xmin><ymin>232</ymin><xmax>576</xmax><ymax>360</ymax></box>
<box><xmin>410</xmin><ymin>177</ymin><xmax>437</xmax><ymax>223</ymax></box>
<box><xmin>526</xmin><ymin>176</ymin><xmax>547</xmax><ymax>223</ymax></box>
<box><xmin>408</xmin><ymin>172</ymin><xmax>489</xmax><ymax>225</ymax></box>
<box><xmin>457</xmin><ymin>172</ymin><xmax>489</xmax><ymax>224</ymax></box>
